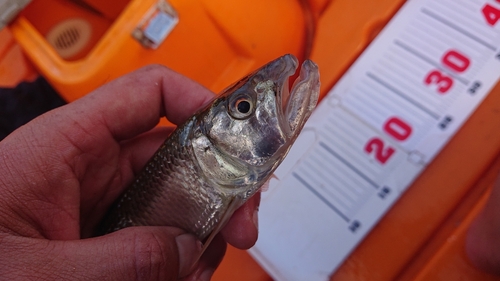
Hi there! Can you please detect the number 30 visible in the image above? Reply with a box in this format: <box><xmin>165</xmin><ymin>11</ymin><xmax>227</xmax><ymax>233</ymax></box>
<box><xmin>424</xmin><ymin>50</ymin><xmax>470</xmax><ymax>94</ymax></box>
<box><xmin>424</xmin><ymin>70</ymin><xmax>453</xmax><ymax>94</ymax></box>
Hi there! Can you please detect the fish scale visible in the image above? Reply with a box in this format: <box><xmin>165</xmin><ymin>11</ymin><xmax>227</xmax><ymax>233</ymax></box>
<box><xmin>98</xmin><ymin>117</ymin><xmax>227</xmax><ymax>239</ymax></box>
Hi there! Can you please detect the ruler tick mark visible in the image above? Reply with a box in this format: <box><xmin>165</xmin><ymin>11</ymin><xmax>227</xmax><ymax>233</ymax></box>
<box><xmin>319</xmin><ymin>142</ymin><xmax>380</xmax><ymax>189</ymax></box>
<box><xmin>293</xmin><ymin>172</ymin><xmax>350</xmax><ymax>222</ymax></box>
<box><xmin>421</xmin><ymin>8</ymin><xmax>496</xmax><ymax>51</ymax></box>
<box><xmin>366</xmin><ymin>72</ymin><xmax>440</xmax><ymax>120</ymax></box>
<box><xmin>394</xmin><ymin>40</ymin><xmax>470</xmax><ymax>85</ymax></box>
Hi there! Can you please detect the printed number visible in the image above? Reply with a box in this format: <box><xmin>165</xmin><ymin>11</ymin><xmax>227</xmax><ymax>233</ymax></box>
<box><xmin>468</xmin><ymin>81</ymin><xmax>482</xmax><ymax>95</ymax></box>
<box><xmin>384</xmin><ymin>117</ymin><xmax>412</xmax><ymax>141</ymax></box>
<box><xmin>424</xmin><ymin>50</ymin><xmax>470</xmax><ymax>94</ymax></box>
<box><xmin>442</xmin><ymin>50</ymin><xmax>470</xmax><ymax>73</ymax></box>
<box><xmin>364</xmin><ymin>117</ymin><xmax>411</xmax><ymax>165</ymax></box>
<box><xmin>349</xmin><ymin>220</ymin><xmax>361</xmax><ymax>233</ymax></box>
<box><xmin>424</xmin><ymin>70</ymin><xmax>454</xmax><ymax>93</ymax></box>
<box><xmin>482</xmin><ymin>3</ymin><xmax>500</xmax><ymax>26</ymax></box>
<box><xmin>364</xmin><ymin>138</ymin><xmax>395</xmax><ymax>164</ymax></box>
<box><xmin>378</xmin><ymin>187</ymin><xmax>391</xmax><ymax>199</ymax></box>
<box><xmin>439</xmin><ymin>116</ymin><xmax>453</xmax><ymax>130</ymax></box>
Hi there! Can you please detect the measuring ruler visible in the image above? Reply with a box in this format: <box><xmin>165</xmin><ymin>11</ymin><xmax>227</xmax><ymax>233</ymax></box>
<box><xmin>249</xmin><ymin>0</ymin><xmax>500</xmax><ymax>280</ymax></box>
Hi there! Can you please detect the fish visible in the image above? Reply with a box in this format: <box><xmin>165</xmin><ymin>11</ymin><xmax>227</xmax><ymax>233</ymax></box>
<box><xmin>96</xmin><ymin>54</ymin><xmax>320</xmax><ymax>248</ymax></box>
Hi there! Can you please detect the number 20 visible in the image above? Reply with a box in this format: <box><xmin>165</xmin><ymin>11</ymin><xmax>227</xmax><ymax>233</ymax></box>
<box><xmin>364</xmin><ymin>138</ymin><xmax>395</xmax><ymax>164</ymax></box>
<box><xmin>364</xmin><ymin>117</ymin><xmax>412</xmax><ymax>164</ymax></box>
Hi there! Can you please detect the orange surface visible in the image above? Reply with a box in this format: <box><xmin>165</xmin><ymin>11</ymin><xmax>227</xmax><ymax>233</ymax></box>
<box><xmin>0</xmin><ymin>29</ymin><xmax>37</xmax><ymax>87</ymax></box>
<box><xmin>81</xmin><ymin>0</ymin><xmax>130</xmax><ymax>20</ymax></box>
<box><xmin>5</xmin><ymin>0</ymin><xmax>500</xmax><ymax>280</ymax></box>
<box><xmin>403</xmin><ymin>154</ymin><xmax>500</xmax><ymax>281</ymax></box>
<box><xmin>11</xmin><ymin>0</ymin><xmax>308</xmax><ymax>102</ymax></box>
<box><xmin>19</xmin><ymin>0</ymin><xmax>113</xmax><ymax>61</ymax></box>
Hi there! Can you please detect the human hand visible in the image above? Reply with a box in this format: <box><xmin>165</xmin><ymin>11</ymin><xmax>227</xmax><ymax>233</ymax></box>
<box><xmin>0</xmin><ymin>65</ymin><xmax>260</xmax><ymax>280</ymax></box>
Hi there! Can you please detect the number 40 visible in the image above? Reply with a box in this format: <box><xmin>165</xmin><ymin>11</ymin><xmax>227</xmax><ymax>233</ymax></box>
<box><xmin>482</xmin><ymin>1</ymin><xmax>500</xmax><ymax>26</ymax></box>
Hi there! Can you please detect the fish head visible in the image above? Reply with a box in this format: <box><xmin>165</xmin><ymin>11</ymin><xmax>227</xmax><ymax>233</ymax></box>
<box><xmin>193</xmin><ymin>54</ymin><xmax>320</xmax><ymax>197</ymax></box>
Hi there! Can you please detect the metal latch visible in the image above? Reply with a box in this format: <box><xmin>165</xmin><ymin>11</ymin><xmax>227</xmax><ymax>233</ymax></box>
<box><xmin>132</xmin><ymin>0</ymin><xmax>178</xmax><ymax>49</ymax></box>
<box><xmin>0</xmin><ymin>0</ymin><xmax>31</xmax><ymax>30</ymax></box>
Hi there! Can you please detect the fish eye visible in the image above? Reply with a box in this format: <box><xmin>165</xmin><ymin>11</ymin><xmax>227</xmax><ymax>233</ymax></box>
<box><xmin>229</xmin><ymin>97</ymin><xmax>254</xmax><ymax>119</ymax></box>
<box><xmin>237</xmin><ymin>99</ymin><xmax>251</xmax><ymax>114</ymax></box>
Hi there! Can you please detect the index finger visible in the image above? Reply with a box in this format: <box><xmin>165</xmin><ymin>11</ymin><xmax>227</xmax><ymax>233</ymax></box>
<box><xmin>73</xmin><ymin>65</ymin><xmax>215</xmax><ymax>141</ymax></box>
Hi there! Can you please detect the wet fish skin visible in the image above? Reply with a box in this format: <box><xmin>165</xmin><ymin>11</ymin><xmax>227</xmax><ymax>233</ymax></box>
<box><xmin>97</xmin><ymin>54</ymin><xmax>320</xmax><ymax>240</ymax></box>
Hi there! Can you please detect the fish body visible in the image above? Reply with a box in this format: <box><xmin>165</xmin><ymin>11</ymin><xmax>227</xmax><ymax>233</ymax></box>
<box><xmin>97</xmin><ymin>54</ymin><xmax>320</xmax><ymax>240</ymax></box>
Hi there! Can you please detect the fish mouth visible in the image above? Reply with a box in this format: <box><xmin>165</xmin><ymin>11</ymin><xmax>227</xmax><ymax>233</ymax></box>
<box><xmin>266</xmin><ymin>54</ymin><xmax>320</xmax><ymax>139</ymax></box>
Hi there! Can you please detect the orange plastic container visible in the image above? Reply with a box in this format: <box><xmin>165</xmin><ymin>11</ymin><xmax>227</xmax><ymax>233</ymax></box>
<box><xmin>6</xmin><ymin>0</ymin><xmax>500</xmax><ymax>280</ymax></box>
<box><xmin>0</xmin><ymin>28</ymin><xmax>37</xmax><ymax>87</ymax></box>
<box><xmin>11</xmin><ymin>0</ymin><xmax>309</xmax><ymax>101</ymax></box>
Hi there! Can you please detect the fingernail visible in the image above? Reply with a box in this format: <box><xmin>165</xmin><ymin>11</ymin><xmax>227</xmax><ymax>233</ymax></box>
<box><xmin>175</xmin><ymin>233</ymin><xmax>203</xmax><ymax>277</ymax></box>
<box><xmin>253</xmin><ymin>195</ymin><xmax>260</xmax><ymax>232</ymax></box>
<box><xmin>199</xmin><ymin>268</ymin><xmax>215</xmax><ymax>281</ymax></box>
<box><xmin>253</xmin><ymin>209</ymin><xmax>259</xmax><ymax>231</ymax></box>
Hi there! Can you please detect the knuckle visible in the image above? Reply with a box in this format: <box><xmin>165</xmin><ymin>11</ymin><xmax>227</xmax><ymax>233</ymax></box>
<box><xmin>132</xmin><ymin>230</ymin><xmax>177</xmax><ymax>281</ymax></box>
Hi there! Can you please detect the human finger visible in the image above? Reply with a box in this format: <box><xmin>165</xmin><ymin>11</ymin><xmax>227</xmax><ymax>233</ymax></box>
<box><xmin>68</xmin><ymin>64</ymin><xmax>214</xmax><ymax>142</ymax></box>
<box><xmin>219</xmin><ymin>192</ymin><xmax>261</xmax><ymax>249</ymax></box>
<box><xmin>70</xmin><ymin>65</ymin><xmax>213</xmax><ymax>222</ymax></box>
<box><xmin>79</xmin><ymin>126</ymin><xmax>174</xmax><ymax>237</ymax></box>
<box><xmin>0</xmin><ymin>227</ymin><xmax>202</xmax><ymax>280</ymax></box>
<box><xmin>182</xmin><ymin>234</ymin><xmax>227</xmax><ymax>281</ymax></box>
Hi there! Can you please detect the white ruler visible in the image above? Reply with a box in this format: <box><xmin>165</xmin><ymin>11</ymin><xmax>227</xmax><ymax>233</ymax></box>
<box><xmin>249</xmin><ymin>0</ymin><xmax>500</xmax><ymax>280</ymax></box>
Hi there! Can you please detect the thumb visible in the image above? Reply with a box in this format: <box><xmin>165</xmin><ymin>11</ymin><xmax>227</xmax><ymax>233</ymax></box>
<box><xmin>1</xmin><ymin>227</ymin><xmax>202</xmax><ymax>280</ymax></box>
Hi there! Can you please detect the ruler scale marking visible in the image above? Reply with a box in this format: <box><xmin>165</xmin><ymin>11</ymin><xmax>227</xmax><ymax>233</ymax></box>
<box><xmin>319</xmin><ymin>142</ymin><xmax>380</xmax><ymax>189</ymax></box>
<box><xmin>414</xmin><ymin>11</ymin><xmax>493</xmax><ymax>57</ymax></box>
<box><xmin>421</xmin><ymin>8</ymin><xmax>497</xmax><ymax>51</ymax></box>
<box><xmin>366</xmin><ymin>72</ymin><xmax>441</xmax><ymax>119</ymax></box>
<box><xmin>377</xmin><ymin>48</ymin><xmax>459</xmax><ymax>110</ymax></box>
<box><xmin>311</xmin><ymin>130</ymin><xmax>380</xmax><ymax>186</ymax></box>
<box><xmin>297</xmin><ymin>167</ymin><xmax>354</xmax><ymax>212</ymax></box>
<box><xmin>373</xmin><ymin>57</ymin><xmax>467</xmax><ymax>113</ymax></box>
<box><xmin>410</xmin><ymin>15</ymin><xmax>489</xmax><ymax>59</ymax></box>
<box><xmin>322</xmin><ymin>112</ymin><xmax>401</xmax><ymax>176</ymax></box>
<box><xmin>303</xmin><ymin>156</ymin><xmax>359</xmax><ymax>205</ymax></box>
<box><xmin>318</xmin><ymin>127</ymin><xmax>384</xmax><ymax>180</ymax></box>
<box><xmin>342</xmin><ymin>90</ymin><xmax>389</xmax><ymax>124</ymax></box>
<box><xmin>416</xmin><ymin>4</ymin><xmax>498</xmax><ymax>69</ymax></box>
<box><xmin>316</xmin><ymin>138</ymin><xmax>381</xmax><ymax>187</ymax></box>
<box><xmin>251</xmin><ymin>0</ymin><xmax>500</xmax><ymax>279</ymax></box>
<box><xmin>371</xmin><ymin>59</ymin><xmax>450</xmax><ymax>114</ymax></box>
<box><xmin>394</xmin><ymin>40</ymin><xmax>471</xmax><ymax>85</ymax></box>
<box><xmin>293</xmin><ymin>172</ymin><xmax>351</xmax><ymax>222</ymax></box>
<box><xmin>374</xmin><ymin>58</ymin><xmax>458</xmax><ymax>113</ymax></box>
<box><xmin>355</xmin><ymin>78</ymin><xmax>434</xmax><ymax>129</ymax></box>
<box><xmin>428</xmin><ymin>0</ymin><xmax>500</xmax><ymax>39</ymax></box>
<box><xmin>352</xmin><ymin>78</ymin><xmax>433</xmax><ymax>124</ymax></box>
<box><xmin>395</xmin><ymin>33</ymin><xmax>486</xmax><ymax>87</ymax></box>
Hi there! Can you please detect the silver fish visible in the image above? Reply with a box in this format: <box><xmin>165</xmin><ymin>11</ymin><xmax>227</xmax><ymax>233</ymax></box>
<box><xmin>97</xmin><ymin>54</ymin><xmax>320</xmax><ymax>244</ymax></box>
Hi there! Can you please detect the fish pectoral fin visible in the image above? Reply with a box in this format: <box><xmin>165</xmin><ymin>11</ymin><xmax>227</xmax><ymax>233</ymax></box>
<box><xmin>194</xmin><ymin>197</ymin><xmax>244</xmax><ymax>263</ymax></box>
